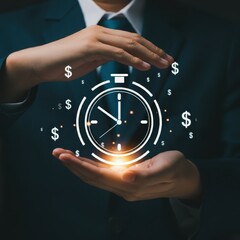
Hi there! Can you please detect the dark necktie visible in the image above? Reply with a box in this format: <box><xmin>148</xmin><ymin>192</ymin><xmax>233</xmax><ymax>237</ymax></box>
<box><xmin>98</xmin><ymin>16</ymin><xmax>136</xmax><ymax>125</ymax></box>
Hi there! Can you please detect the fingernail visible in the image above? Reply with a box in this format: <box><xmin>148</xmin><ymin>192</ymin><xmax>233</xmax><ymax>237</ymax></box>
<box><xmin>159</xmin><ymin>58</ymin><xmax>169</xmax><ymax>65</ymax></box>
<box><xmin>141</xmin><ymin>61</ymin><xmax>151</xmax><ymax>69</ymax></box>
<box><xmin>165</xmin><ymin>54</ymin><xmax>174</xmax><ymax>62</ymax></box>
<box><xmin>122</xmin><ymin>174</ymin><xmax>136</xmax><ymax>183</ymax></box>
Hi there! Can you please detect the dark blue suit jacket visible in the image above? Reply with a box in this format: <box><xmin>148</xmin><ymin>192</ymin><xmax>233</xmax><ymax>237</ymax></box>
<box><xmin>0</xmin><ymin>0</ymin><xmax>240</xmax><ymax>239</ymax></box>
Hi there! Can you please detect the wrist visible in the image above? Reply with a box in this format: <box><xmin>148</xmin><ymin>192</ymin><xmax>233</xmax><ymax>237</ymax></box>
<box><xmin>180</xmin><ymin>161</ymin><xmax>202</xmax><ymax>205</ymax></box>
<box><xmin>0</xmin><ymin>51</ymin><xmax>40</xmax><ymax>103</ymax></box>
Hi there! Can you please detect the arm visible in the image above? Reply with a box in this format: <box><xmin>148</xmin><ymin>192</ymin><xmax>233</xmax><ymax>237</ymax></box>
<box><xmin>0</xmin><ymin>26</ymin><xmax>173</xmax><ymax>104</ymax></box>
<box><xmin>0</xmin><ymin>26</ymin><xmax>173</xmax><ymax>132</ymax></box>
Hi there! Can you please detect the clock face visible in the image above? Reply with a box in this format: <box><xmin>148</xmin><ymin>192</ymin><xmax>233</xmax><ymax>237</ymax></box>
<box><xmin>76</xmin><ymin>74</ymin><xmax>162</xmax><ymax>166</ymax></box>
<box><xmin>84</xmin><ymin>88</ymin><xmax>154</xmax><ymax>157</ymax></box>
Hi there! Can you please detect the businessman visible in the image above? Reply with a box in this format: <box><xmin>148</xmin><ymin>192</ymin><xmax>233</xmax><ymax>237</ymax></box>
<box><xmin>0</xmin><ymin>0</ymin><xmax>240</xmax><ymax>240</ymax></box>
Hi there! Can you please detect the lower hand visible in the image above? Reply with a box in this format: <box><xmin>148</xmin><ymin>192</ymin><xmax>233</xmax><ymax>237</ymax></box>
<box><xmin>53</xmin><ymin>149</ymin><xmax>201</xmax><ymax>202</ymax></box>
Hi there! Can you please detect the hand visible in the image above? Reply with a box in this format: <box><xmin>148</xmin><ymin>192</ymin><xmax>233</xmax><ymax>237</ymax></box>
<box><xmin>1</xmin><ymin>26</ymin><xmax>174</xmax><ymax>102</ymax></box>
<box><xmin>52</xmin><ymin>149</ymin><xmax>202</xmax><ymax>202</ymax></box>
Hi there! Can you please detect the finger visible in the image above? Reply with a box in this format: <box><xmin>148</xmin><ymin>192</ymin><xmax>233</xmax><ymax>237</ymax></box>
<box><xmin>102</xmin><ymin>28</ymin><xmax>174</xmax><ymax>63</ymax></box>
<box><xmin>96</xmin><ymin>43</ymin><xmax>151</xmax><ymax>71</ymax></box>
<box><xmin>59</xmin><ymin>153</ymin><xmax>134</xmax><ymax>195</ymax></box>
<box><xmin>122</xmin><ymin>157</ymin><xmax>171</xmax><ymax>185</ymax></box>
<box><xmin>58</xmin><ymin>153</ymin><xmax>123</xmax><ymax>180</ymax></box>
<box><xmin>52</xmin><ymin>148</ymin><xmax>74</xmax><ymax>158</ymax></box>
<box><xmin>99</xmin><ymin>34</ymin><xmax>171</xmax><ymax>68</ymax></box>
<box><xmin>100</xmin><ymin>33</ymin><xmax>173</xmax><ymax>68</ymax></box>
<box><xmin>53</xmin><ymin>148</ymin><xmax>107</xmax><ymax>168</ymax></box>
<box><xmin>62</xmin><ymin>162</ymin><xmax>123</xmax><ymax>195</ymax></box>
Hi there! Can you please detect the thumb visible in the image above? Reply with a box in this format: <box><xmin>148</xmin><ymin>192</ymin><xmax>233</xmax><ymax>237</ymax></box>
<box><xmin>121</xmin><ymin>170</ymin><xmax>137</xmax><ymax>183</ymax></box>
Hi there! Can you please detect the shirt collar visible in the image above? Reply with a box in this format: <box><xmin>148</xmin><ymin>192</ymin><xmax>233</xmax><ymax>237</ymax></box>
<box><xmin>78</xmin><ymin>0</ymin><xmax>145</xmax><ymax>34</ymax></box>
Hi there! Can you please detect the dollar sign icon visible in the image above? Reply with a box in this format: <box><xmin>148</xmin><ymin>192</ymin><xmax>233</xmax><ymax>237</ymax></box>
<box><xmin>171</xmin><ymin>62</ymin><xmax>179</xmax><ymax>75</ymax></box>
<box><xmin>189</xmin><ymin>132</ymin><xmax>194</xmax><ymax>139</ymax></box>
<box><xmin>65</xmin><ymin>99</ymin><xmax>72</xmax><ymax>110</ymax></box>
<box><xmin>65</xmin><ymin>65</ymin><xmax>72</xmax><ymax>79</ymax></box>
<box><xmin>51</xmin><ymin>127</ymin><xmax>59</xmax><ymax>141</ymax></box>
<box><xmin>181</xmin><ymin>111</ymin><xmax>191</xmax><ymax>129</ymax></box>
<box><xmin>75</xmin><ymin>150</ymin><xmax>80</xmax><ymax>157</ymax></box>
<box><xmin>58</xmin><ymin>103</ymin><xmax>62</xmax><ymax>110</ymax></box>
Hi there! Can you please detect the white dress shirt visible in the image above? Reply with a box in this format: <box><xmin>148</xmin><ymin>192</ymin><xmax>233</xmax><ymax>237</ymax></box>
<box><xmin>78</xmin><ymin>0</ymin><xmax>145</xmax><ymax>34</ymax></box>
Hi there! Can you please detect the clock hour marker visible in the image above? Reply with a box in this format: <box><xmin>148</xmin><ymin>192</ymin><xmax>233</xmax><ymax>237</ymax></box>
<box><xmin>118</xmin><ymin>93</ymin><xmax>121</xmax><ymax>100</ymax></box>
<box><xmin>111</xmin><ymin>73</ymin><xmax>128</xmax><ymax>83</ymax></box>
<box><xmin>90</xmin><ymin>120</ymin><xmax>98</xmax><ymax>124</ymax></box>
<box><xmin>140</xmin><ymin>120</ymin><xmax>148</xmax><ymax>124</ymax></box>
<box><xmin>117</xmin><ymin>144</ymin><xmax>121</xmax><ymax>151</ymax></box>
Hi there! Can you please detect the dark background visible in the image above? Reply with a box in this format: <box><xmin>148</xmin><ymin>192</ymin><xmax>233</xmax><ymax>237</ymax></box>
<box><xmin>0</xmin><ymin>0</ymin><xmax>240</xmax><ymax>23</ymax></box>
<box><xmin>0</xmin><ymin>0</ymin><xmax>240</xmax><ymax>239</ymax></box>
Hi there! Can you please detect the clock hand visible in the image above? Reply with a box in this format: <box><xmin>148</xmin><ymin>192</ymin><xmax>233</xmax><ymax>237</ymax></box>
<box><xmin>118</xmin><ymin>93</ymin><xmax>121</xmax><ymax>121</ymax></box>
<box><xmin>99</xmin><ymin>123</ymin><xmax>118</xmax><ymax>139</ymax></box>
<box><xmin>97</xmin><ymin>106</ymin><xmax>118</xmax><ymax>123</ymax></box>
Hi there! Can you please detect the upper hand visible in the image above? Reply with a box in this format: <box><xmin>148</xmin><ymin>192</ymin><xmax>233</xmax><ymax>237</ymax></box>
<box><xmin>2</xmin><ymin>26</ymin><xmax>174</xmax><ymax>102</ymax></box>
<box><xmin>6</xmin><ymin>25</ymin><xmax>174</xmax><ymax>85</ymax></box>
<box><xmin>53</xmin><ymin>149</ymin><xmax>201</xmax><ymax>202</ymax></box>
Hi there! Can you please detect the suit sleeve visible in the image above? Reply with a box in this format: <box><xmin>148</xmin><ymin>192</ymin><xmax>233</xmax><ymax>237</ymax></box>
<box><xmin>0</xmin><ymin>57</ymin><xmax>36</xmax><ymax>134</ymax></box>
<box><xmin>193</xmin><ymin>29</ymin><xmax>240</xmax><ymax>239</ymax></box>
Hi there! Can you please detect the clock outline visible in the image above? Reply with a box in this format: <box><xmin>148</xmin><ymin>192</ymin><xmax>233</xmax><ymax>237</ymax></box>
<box><xmin>76</xmin><ymin>74</ymin><xmax>162</xmax><ymax>166</ymax></box>
<box><xmin>84</xmin><ymin>87</ymin><xmax>154</xmax><ymax>157</ymax></box>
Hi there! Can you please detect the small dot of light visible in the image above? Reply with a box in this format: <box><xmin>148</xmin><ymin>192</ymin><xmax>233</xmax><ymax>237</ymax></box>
<box><xmin>52</xmin><ymin>108</ymin><xmax>55</xmax><ymax>110</ymax></box>
<box><xmin>166</xmin><ymin>118</ymin><xmax>170</xmax><ymax>122</ymax></box>
<box><xmin>112</xmin><ymin>142</ymin><xmax>115</xmax><ymax>145</ymax></box>
<box><xmin>86</xmin><ymin>122</ymin><xmax>91</xmax><ymax>126</ymax></box>
<box><xmin>40</xmin><ymin>128</ymin><xmax>43</xmax><ymax>132</ymax></box>
<box><xmin>117</xmin><ymin>134</ymin><xmax>121</xmax><ymax>138</ymax></box>
<box><xmin>164</xmin><ymin>109</ymin><xmax>167</xmax><ymax>112</ymax></box>
<box><xmin>130</xmin><ymin>110</ymin><xmax>134</xmax><ymax>115</ymax></box>
<box><xmin>169</xmin><ymin>130</ymin><xmax>173</xmax><ymax>133</ymax></box>
<box><xmin>60</xmin><ymin>125</ymin><xmax>64</xmax><ymax>128</ymax></box>
<box><xmin>124</xmin><ymin>120</ymin><xmax>127</xmax><ymax>124</ymax></box>
<box><xmin>73</xmin><ymin>124</ymin><xmax>76</xmax><ymax>127</ymax></box>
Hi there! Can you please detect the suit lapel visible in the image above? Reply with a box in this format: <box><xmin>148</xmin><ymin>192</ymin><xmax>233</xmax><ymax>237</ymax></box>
<box><xmin>126</xmin><ymin>1</ymin><xmax>186</xmax><ymax>141</ymax></box>
<box><xmin>131</xmin><ymin>1</ymin><xmax>185</xmax><ymax>95</ymax></box>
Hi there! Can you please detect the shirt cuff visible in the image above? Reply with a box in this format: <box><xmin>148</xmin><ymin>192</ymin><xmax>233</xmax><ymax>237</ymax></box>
<box><xmin>0</xmin><ymin>91</ymin><xmax>30</xmax><ymax>112</ymax></box>
<box><xmin>0</xmin><ymin>86</ymin><xmax>37</xmax><ymax>117</ymax></box>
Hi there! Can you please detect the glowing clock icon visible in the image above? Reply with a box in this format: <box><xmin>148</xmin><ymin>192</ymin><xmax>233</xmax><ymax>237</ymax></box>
<box><xmin>76</xmin><ymin>74</ymin><xmax>162</xmax><ymax>166</ymax></box>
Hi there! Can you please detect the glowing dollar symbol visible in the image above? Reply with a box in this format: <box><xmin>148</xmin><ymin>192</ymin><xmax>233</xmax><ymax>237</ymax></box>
<box><xmin>65</xmin><ymin>65</ymin><xmax>72</xmax><ymax>79</ymax></box>
<box><xmin>171</xmin><ymin>62</ymin><xmax>179</xmax><ymax>75</ymax></box>
<box><xmin>65</xmin><ymin>99</ymin><xmax>72</xmax><ymax>110</ymax></box>
<box><xmin>75</xmin><ymin>150</ymin><xmax>80</xmax><ymax>157</ymax></box>
<box><xmin>181</xmin><ymin>111</ymin><xmax>191</xmax><ymax>129</ymax></box>
<box><xmin>58</xmin><ymin>103</ymin><xmax>62</xmax><ymax>110</ymax></box>
<box><xmin>189</xmin><ymin>132</ymin><xmax>193</xmax><ymax>139</ymax></box>
<box><xmin>51</xmin><ymin>127</ymin><xmax>59</xmax><ymax>141</ymax></box>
